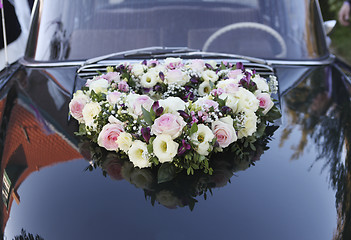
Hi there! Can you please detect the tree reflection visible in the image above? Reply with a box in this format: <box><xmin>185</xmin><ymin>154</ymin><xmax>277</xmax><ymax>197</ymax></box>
<box><xmin>13</xmin><ymin>228</ymin><xmax>44</xmax><ymax>240</ymax></box>
<box><xmin>281</xmin><ymin>66</ymin><xmax>351</xmax><ymax>239</ymax></box>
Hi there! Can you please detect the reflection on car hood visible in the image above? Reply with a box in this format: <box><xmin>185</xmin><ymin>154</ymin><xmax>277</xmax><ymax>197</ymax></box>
<box><xmin>0</xmin><ymin>63</ymin><xmax>350</xmax><ymax>240</ymax></box>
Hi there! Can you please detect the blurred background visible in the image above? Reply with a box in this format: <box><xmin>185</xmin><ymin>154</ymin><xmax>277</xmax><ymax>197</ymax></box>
<box><xmin>320</xmin><ymin>0</ymin><xmax>351</xmax><ymax>65</ymax></box>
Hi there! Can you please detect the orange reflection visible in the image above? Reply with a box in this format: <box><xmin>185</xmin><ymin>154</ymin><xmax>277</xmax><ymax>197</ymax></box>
<box><xmin>0</xmin><ymin>102</ymin><xmax>82</xmax><ymax>233</ymax></box>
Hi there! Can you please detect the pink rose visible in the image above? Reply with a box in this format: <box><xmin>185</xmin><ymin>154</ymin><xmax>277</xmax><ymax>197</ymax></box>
<box><xmin>212</xmin><ymin>120</ymin><xmax>237</xmax><ymax>148</ymax></box>
<box><xmin>256</xmin><ymin>92</ymin><xmax>274</xmax><ymax>115</ymax></box>
<box><xmin>211</xmin><ymin>88</ymin><xmax>224</xmax><ymax>97</ymax></box>
<box><xmin>151</xmin><ymin>113</ymin><xmax>186</xmax><ymax>139</ymax></box>
<box><xmin>118</xmin><ymin>81</ymin><xmax>129</xmax><ymax>92</ymax></box>
<box><xmin>164</xmin><ymin>57</ymin><xmax>183</xmax><ymax>69</ymax></box>
<box><xmin>189</xmin><ymin>59</ymin><xmax>205</xmax><ymax>72</ymax></box>
<box><xmin>228</xmin><ymin>69</ymin><xmax>243</xmax><ymax>79</ymax></box>
<box><xmin>224</xmin><ymin>83</ymin><xmax>239</xmax><ymax>94</ymax></box>
<box><xmin>104</xmin><ymin>72</ymin><xmax>120</xmax><ymax>83</ymax></box>
<box><xmin>69</xmin><ymin>94</ymin><xmax>89</xmax><ymax>123</ymax></box>
<box><xmin>107</xmin><ymin>91</ymin><xmax>122</xmax><ymax>105</ymax></box>
<box><xmin>195</xmin><ymin>98</ymin><xmax>219</xmax><ymax>111</ymax></box>
<box><xmin>165</xmin><ymin>69</ymin><xmax>188</xmax><ymax>86</ymax></box>
<box><xmin>97</xmin><ymin>123</ymin><xmax>124</xmax><ymax>151</ymax></box>
<box><xmin>133</xmin><ymin>95</ymin><xmax>154</xmax><ymax>116</ymax></box>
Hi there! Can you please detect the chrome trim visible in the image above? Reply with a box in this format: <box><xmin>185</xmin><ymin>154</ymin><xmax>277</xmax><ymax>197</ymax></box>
<box><xmin>267</xmin><ymin>55</ymin><xmax>335</xmax><ymax>66</ymax></box>
<box><xmin>19</xmin><ymin>58</ymin><xmax>85</xmax><ymax>67</ymax></box>
<box><xmin>19</xmin><ymin>55</ymin><xmax>336</xmax><ymax>68</ymax></box>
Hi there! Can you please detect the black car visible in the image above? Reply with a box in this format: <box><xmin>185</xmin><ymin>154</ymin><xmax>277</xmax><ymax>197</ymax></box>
<box><xmin>0</xmin><ymin>0</ymin><xmax>350</xmax><ymax>239</ymax></box>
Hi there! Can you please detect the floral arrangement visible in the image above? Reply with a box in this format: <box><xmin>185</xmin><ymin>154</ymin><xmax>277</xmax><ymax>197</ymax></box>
<box><xmin>78</xmin><ymin>125</ymin><xmax>278</xmax><ymax>210</ymax></box>
<box><xmin>69</xmin><ymin>58</ymin><xmax>281</xmax><ymax>183</ymax></box>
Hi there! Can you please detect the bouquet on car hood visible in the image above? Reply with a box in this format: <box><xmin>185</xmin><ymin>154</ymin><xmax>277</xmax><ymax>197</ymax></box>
<box><xmin>69</xmin><ymin>58</ymin><xmax>281</xmax><ymax>183</ymax></box>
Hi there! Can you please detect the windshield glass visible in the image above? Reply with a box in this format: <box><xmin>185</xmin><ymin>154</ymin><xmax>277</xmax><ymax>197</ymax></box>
<box><xmin>26</xmin><ymin>0</ymin><xmax>328</xmax><ymax>61</ymax></box>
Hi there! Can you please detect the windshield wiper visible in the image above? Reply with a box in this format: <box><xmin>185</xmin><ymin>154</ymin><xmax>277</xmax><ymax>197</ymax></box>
<box><xmin>82</xmin><ymin>46</ymin><xmax>267</xmax><ymax>66</ymax></box>
<box><xmin>83</xmin><ymin>46</ymin><xmax>200</xmax><ymax>66</ymax></box>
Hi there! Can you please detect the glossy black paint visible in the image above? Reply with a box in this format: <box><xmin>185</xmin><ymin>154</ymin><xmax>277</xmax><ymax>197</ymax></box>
<box><xmin>0</xmin><ymin>61</ymin><xmax>350</xmax><ymax>239</ymax></box>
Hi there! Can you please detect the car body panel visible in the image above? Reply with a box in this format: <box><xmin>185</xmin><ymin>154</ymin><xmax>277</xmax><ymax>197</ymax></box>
<box><xmin>0</xmin><ymin>62</ymin><xmax>350</xmax><ymax>239</ymax></box>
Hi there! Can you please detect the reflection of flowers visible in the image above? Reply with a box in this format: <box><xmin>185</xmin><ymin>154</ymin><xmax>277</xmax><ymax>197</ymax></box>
<box><xmin>79</xmin><ymin>126</ymin><xmax>278</xmax><ymax>210</ymax></box>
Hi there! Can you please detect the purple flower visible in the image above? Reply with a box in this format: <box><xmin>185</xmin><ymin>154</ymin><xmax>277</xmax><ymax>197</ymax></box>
<box><xmin>152</xmin><ymin>101</ymin><xmax>164</xmax><ymax>116</ymax></box>
<box><xmin>178</xmin><ymin>110</ymin><xmax>190</xmax><ymax>120</ymax></box>
<box><xmin>159</xmin><ymin>72</ymin><xmax>165</xmax><ymax>81</ymax></box>
<box><xmin>148</xmin><ymin>60</ymin><xmax>159</xmax><ymax>67</ymax></box>
<box><xmin>143</xmin><ymin>88</ymin><xmax>151</xmax><ymax>93</ymax></box>
<box><xmin>154</xmin><ymin>84</ymin><xmax>162</xmax><ymax>92</ymax></box>
<box><xmin>221</xmin><ymin>106</ymin><xmax>232</xmax><ymax>114</ymax></box>
<box><xmin>152</xmin><ymin>101</ymin><xmax>160</xmax><ymax>112</ymax></box>
<box><xmin>190</xmin><ymin>77</ymin><xmax>199</xmax><ymax>84</ymax></box>
<box><xmin>178</xmin><ymin>139</ymin><xmax>191</xmax><ymax>155</ymax></box>
<box><xmin>141</xmin><ymin>127</ymin><xmax>151</xmax><ymax>143</ymax></box>
<box><xmin>205</xmin><ymin>63</ymin><xmax>213</xmax><ymax>69</ymax></box>
<box><xmin>236</xmin><ymin>62</ymin><xmax>244</xmax><ymax>70</ymax></box>
<box><xmin>142</xmin><ymin>60</ymin><xmax>147</xmax><ymax>65</ymax></box>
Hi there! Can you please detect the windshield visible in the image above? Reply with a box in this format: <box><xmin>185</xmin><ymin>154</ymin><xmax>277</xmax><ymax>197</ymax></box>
<box><xmin>26</xmin><ymin>0</ymin><xmax>328</xmax><ymax>61</ymax></box>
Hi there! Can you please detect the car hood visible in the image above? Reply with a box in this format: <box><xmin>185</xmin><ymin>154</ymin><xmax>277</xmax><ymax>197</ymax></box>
<box><xmin>0</xmin><ymin>62</ymin><xmax>350</xmax><ymax>240</ymax></box>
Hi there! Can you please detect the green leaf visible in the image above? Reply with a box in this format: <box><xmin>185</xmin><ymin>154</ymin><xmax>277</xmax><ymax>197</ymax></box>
<box><xmin>209</xmin><ymin>80</ymin><xmax>214</xmax><ymax>89</ymax></box>
<box><xmin>189</xmin><ymin>123</ymin><xmax>198</xmax><ymax>135</ymax></box>
<box><xmin>217</xmin><ymin>97</ymin><xmax>226</xmax><ymax>108</ymax></box>
<box><xmin>141</xmin><ymin>106</ymin><xmax>153</xmax><ymax>125</ymax></box>
<box><xmin>266</xmin><ymin>106</ymin><xmax>282</xmax><ymax>122</ymax></box>
<box><xmin>250</xmin><ymin>143</ymin><xmax>256</xmax><ymax>151</ymax></box>
<box><xmin>157</xmin><ymin>163</ymin><xmax>176</xmax><ymax>183</ymax></box>
<box><xmin>150</xmin><ymin>105</ymin><xmax>156</xmax><ymax>121</ymax></box>
<box><xmin>147</xmin><ymin>143</ymin><xmax>154</xmax><ymax>153</ymax></box>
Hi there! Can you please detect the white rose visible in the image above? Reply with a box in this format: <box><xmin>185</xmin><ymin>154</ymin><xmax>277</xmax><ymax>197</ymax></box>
<box><xmin>198</xmin><ymin>81</ymin><xmax>212</xmax><ymax>96</ymax></box>
<box><xmin>219</xmin><ymin>116</ymin><xmax>234</xmax><ymax>126</ymax></box>
<box><xmin>140</xmin><ymin>71</ymin><xmax>159</xmax><ymax>88</ymax></box>
<box><xmin>159</xmin><ymin>97</ymin><xmax>186</xmax><ymax>114</ymax></box>
<box><xmin>238</xmin><ymin>111</ymin><xmax>257</xmax><ymax>139</ymax></box>
<box><xmin>202</xmin><ymin>70</ymin><xmax>219</xmax><ymax>82</ymax></box>
<box><xmin>252</xmin><ymin>75</ymin><xmax>270</xmax><ymax>93</ymax></box>
<box><xmin>219</xmin><ymin>93</ymin><xmax>238</xmax><ymax>112</ymax></box>
<box><xmin>153</xmin><ymin>134</ymin><xmax>179</xmax><ymax>163</ymax></box>
<box><xmin>191</xmin><ymin>124</ymin><xmax>215</xmax><ymax>156</ymax></box>
<box><xmin>89</xmin><ymin>78</ymin><xmax>109</xmax><ymax>93</ymax></box>
<box><xmin>82</xmin><ymin>102</ymin><xmax>101</xmax><ymax>128</ymax></box>
<box><xmin>128</xmin><ymin>140</ymin><xmax>151</xmax><ymax>168</ymax></box>
<box><xmin>153</xmin><ymin>64</ymin><xmax>167</xmax><ymax>74</ymax></box>
<box><xmin>131</xmin><ymin>63</ymin><xmax>146</xmax><ymax>76</ymax></box>
<box><xmin>235</xmin><ymin>88</ymin><xmax>259</xmax><ymax>113</ymax></box>
<box><xmin>116</xmin><ymin>132</ymin><xmax>133</xmax><ymax>153</ymax></box>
